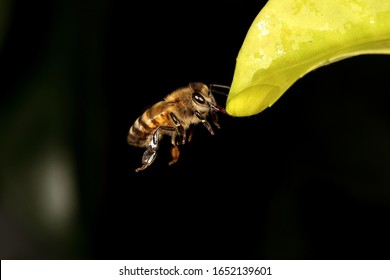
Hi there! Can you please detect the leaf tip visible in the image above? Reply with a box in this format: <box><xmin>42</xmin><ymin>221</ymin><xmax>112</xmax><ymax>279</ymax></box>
<box><xmin>226</xmin><ymin>84</ymin><xmax>281</xmax><ymax>117</ymax></box>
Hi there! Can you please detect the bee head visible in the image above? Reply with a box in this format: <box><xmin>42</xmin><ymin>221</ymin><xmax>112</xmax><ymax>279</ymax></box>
<box><xmin>189</xmin><ymin>82</ymin><xmax>226</xmax><ymax>114</ymax></box>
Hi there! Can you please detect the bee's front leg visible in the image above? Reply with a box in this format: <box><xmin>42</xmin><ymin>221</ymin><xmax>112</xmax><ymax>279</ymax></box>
<box><xmin>186</xmin><ymin>126</ymin><xmax>194</xmax><ymax>142</ymax></box>
<box><xmin>195</xmin><ymin>111</ymin><xmax>214</xmax><ymax>135</ymax></box>
<box><xmin>210</xmin><ymin>111</ymin><xmax>221</xmax><ymax>130</ymax></box>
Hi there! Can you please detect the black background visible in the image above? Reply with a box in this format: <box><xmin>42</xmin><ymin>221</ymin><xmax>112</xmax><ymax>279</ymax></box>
<box><xmin>1</xmin><ymin>0</ymin><xmax>390</xmax><ymax>260</ymax></box>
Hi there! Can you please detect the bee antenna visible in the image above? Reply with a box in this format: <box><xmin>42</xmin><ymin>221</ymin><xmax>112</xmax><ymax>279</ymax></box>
<box><xmin>209</xmin><ymin>84</ymin><xmax>230</xmax><ymax>96</ymax></box>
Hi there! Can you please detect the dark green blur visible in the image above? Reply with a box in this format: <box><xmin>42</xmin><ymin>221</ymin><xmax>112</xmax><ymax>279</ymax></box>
<box><xmin>0</xmin><ymin>0</ymin><xmax>107</xmax><ymax>258</ymax></box>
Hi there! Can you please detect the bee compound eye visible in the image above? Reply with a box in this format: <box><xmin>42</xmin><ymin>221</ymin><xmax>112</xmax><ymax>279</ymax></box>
<box><xmin>192</xmin><ymin>91</ymin><xmax>206</xmax><ymax>104</ymax></box>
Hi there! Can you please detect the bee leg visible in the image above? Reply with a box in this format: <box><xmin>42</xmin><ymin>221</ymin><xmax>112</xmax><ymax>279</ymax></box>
<box><xmin>210</xmin><ymin>111</ymin><xmax>221</xmax><ymax>130</ymax></box>
<box><xmin>167</xmin><ymin>132</ymin><xmax>180</xmax><ymax>166</ymax></box>
<box><xmin>135</xmin><ymin>128</ymin><xmax>161</xmax><ymax>172</ymax></box>
<box><xmin>195</xmin><ymin>111</ymin><xmax>215</xmax><ymax>135</ymax></box>
<box><xmin>135</xmin><ymin>149</ymin><xmax>158</xmax><ymax>172</ymax></box>
<box><xmin>187</xmin><ymin>126</ymin><xmax>194</xmax><ymax>142</ymax></box>
<box><xmin>169</xmin><ymin>112</ymin><xmax>186</xmax><ymax>144</ymax></box>
<box><xmin>169</xmin><ymin>145</ymin><xmax>180</xmax><ymax>166</ymax></box>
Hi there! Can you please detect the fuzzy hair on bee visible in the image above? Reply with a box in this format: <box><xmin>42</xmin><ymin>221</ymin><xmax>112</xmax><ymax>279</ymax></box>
<box><xmin>127</xmin><ymin>82</ymin><xmax>227</xmax><ymax>172</ymax></box>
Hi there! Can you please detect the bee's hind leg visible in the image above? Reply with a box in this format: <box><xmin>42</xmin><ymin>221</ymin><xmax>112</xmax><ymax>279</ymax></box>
<box><xmin>135</xmin><ymin>149</ymin><xmax>158</xmax><ymax>172</ymax></box>
<box><xmin>135</xmin><ymin>128</ymin><xmax>162</xmax><ymax>172</ymax></box>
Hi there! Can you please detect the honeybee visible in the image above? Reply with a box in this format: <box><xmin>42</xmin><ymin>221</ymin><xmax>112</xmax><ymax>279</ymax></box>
<box><xmin>127</xmin><ymin>82</ymin><xmax>227</xmax><ymax>172</ymax></box>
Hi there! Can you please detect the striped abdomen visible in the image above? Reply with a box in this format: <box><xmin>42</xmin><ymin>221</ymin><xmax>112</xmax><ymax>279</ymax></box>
<box><xmin>127</xmin><ymin>101</ymin><xmax>175</xmax><ymax>147</ymax></box>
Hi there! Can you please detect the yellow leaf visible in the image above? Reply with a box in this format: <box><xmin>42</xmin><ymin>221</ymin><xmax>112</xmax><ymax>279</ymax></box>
<box><xmin>226</xmin><ymin>0</ymin><xmax>390</xmax><ymax>117</ymax></box>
